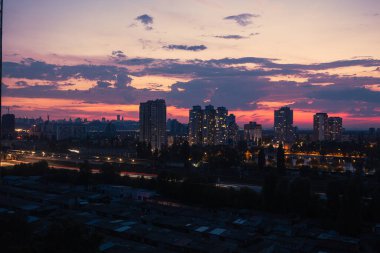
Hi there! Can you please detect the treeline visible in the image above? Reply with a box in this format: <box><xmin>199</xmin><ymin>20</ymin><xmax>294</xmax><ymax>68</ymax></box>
<box><xmin>2</xmin><ymin>161</ymin><xmax>380</xmax><ymax>236</ymax></box>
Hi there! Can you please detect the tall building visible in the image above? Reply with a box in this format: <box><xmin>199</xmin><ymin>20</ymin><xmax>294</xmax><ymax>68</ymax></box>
<box><xmin>167</xmin><ymin>119</ymin><xmax>188</xmax><ymax>136</ymax></box>
<box><xmin>215</xmin><ymin>107</ymin><xmax>228</xmax><ymax>145</ymax></box>
<box><xmin>313</xmin><ymin>113</ymin><xmax>329</xmax><ymax>141</ymax></box>
<box><xmin>274</xmin><ymin>107</ymin><xmax>296</xmax><ymax>143</ymax></box>
<box><xmin>202</xmin><ymin>105</ymin><xmax>216</xmax><ymax>145</ymax></box>
<box><xmin>227</xmin><ymin>114</ymin><xmax>239</xmax><ymax>146</ymax></box>
<box><xmin>188</xmin><ymin>106</ymin><xmax>203</xmax><ymax>145</ymax></box>
<box><xmin>188</xmin><ymin>105</ymin><xmax>236</xmax><ymax>146</ymax></box>
<box><xmin>1</xmin><ymin>113</ymin><xmax>16</xmax><ymax>139</ymax></box>
<box><xmin>244</xmin><ymin>121</ymin><xmax>262</xmax><ymax>145</ymax></box>
<box><xmin>139</xmin><ymin>99</ymin><xmax>167</xmax><ymax>150</ymax></box>
<box><xmin>328</xmin><ymin>117</ymin><xmax>343</xmax><ymax>141</ymax></box>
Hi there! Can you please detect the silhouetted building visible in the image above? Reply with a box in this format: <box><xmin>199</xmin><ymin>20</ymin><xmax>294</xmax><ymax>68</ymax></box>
<box><xmin>328</xmin><ymin>117</ymin><xmax>343</xmax><ymax>141</ymax></box>
<box><xmin>189</xmin><ymin>105</ymin><xmax>235</xmax><ymax>146</ymax></box>
<box><xmin>369</xmin><ymin>127</ymin><xmax>376</xmax><ymax>137</ymax></box>
<box><xmin>202</xmin><ymin>105</ymin><xmax>216</xmax><ymax>145</ymax></box>
<box><xmin>57</xmin><ymin>124</ymin><xmax>87</xmax><ymax>141</ymax></box>
<box><xmin>274</xmin><ymin>107</ymin><xmax>296</xmax><ymax>143</ymax></box>
<box><xmin>139</xmin><ymin>99</ymin><xmax>167</xmax><ymax>150</ymax></box>
<box><xmin>188</xmin><ymin>106</ymin><xmax>203</xmax><ymax>145</ymax></box>
<box><xmin>313</xmin><ymin>113</ymin><xmax>329</xmax><ymax>141</ymax></box>
<box><xmin>227</xmin><ymin>114</ymin><xmax>239</xmax><ymax>146</ymax></box>
<box><xmin>244</xmin><ymin>121</ymin><xmax>262</xmax><ymax>145</ymax></box>
<box><xmin>1</xmin><ymin>113</ymin><xmax>16</xmax><ymax>139</ymax></box>
<box><xmin>167</xmin><ymin>119</ymin><xmax>188</xmax><ymax>136</ymax></box>
<box><xmin>215</xmin><ymin>107</ymin><xmax>228</xmax><ymax>145</ymax></box>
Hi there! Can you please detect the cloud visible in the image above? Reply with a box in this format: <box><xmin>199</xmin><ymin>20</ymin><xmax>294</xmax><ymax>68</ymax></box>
<box><xmin>4</xmin><ymin>58</ymin><xmax>131</xmax><ymax>82</ymax></box>
<box><xmin>163</xmin><ymin>44</ymin><xmax>207</xmax><ymax>51</ymax></box>
<box><xmin>135</xmin><ymin>14</ymin><xmax>153</xmax><ymax>30</ymax></box>
<box><xmin>4</xmin><ymin>55</ymin><xmax>380</xmax><ymax>122</ymax></box>
<box><xmin>117</xmin><ymin>58</ymin><xmax>156</xmax><ymax>66</ymax></box>
<box><xmin>214</xmin><ymin>35</ymin><xmax>247</xmax><ymax>39</ymax></box>
<box><xmin>15</xmin><ymin>81</ymin><xmax>29</xmax><ymax>87</ymax></box>
<box><xmin>2</xmin><ymin>80</ymin><xmax>162</xmax><ymax>105</ymax></box>
<box><xmin>96</xmin><ymin>81</ymin><xmax>112</xmax><ymax>88</ymax></box>
<box><xmin>111</xmin><ymin>50</ymin><xmax>127</xmax><ymax>59</ymax></box>
<box><xmin>115</xmin><ymin>73</ymin><xmax>132</xmax><ymax>88</ymax></box>
<box><xmin>224</xmin><ymin>13</ymin><xmax>260</xmax><ymax>26</ymax></box>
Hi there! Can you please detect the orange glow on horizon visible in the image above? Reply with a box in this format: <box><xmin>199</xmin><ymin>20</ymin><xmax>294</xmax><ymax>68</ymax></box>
<box><xmin>2</xmin><ymin>97</ymin><xmax>380</xmax><ymax>128</ymax></box>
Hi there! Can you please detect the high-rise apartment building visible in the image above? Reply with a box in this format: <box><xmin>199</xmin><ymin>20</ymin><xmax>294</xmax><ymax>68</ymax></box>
<box><xmin>274</xmin><ymin>107</ymin><xmax>296</xmax><ymax>143</ymax></box>
<box><xmin>1</xmin><ymin>113</ymin><xmax>16</xmax><ymax>139</ymax></box>
<box><xmin>202</xmin><ymin>105</ymin><xmax>216</xmax><ymax>145</ymax></box>
<box><xmin>313</xmin><ymin>113</ymin><xmax>329</xmax><ymax>141</ymax></box>
<box><xmin>188</xmin><ymin>105</ymin><xmax>236</xmax><ymax>146</ymax></box>
<box><xmin>244</xmin><ymin>121</ymin><xmax>262</xmax><ymax>145</ymax></box>
<box><xmin>328</xmin><ymin>117</ymin><xmax>343</xmax><ymax>141</ymax></box>
<box><xmin>139</xmin><ymin>99</ymin><xmax>167</xmax><ymax>150</ymax></box>
<box><xmin>188</xmin><ymin>106</ymin><xmax>203</xmax><ymax>145</ymax></box>
<box><xmin>227</xmin><ymin>114</ymin><xmax>239</xmax><ymax>146</ymax></box>
<box><xmin>215</xmin><ymin>107</ymin><xmax>228</xmax><ymax>145</ymax></box>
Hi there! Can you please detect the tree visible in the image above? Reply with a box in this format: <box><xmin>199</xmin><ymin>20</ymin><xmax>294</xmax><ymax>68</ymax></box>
<box><xmin>288</xmin><ymin>177</ymin><xmax>311</xmax><ymax>216</ymax></box>
<box><xmin>326</xmin><ymin>179</ymin><xmax>342</xmax><ymax>219</ymax></box>
<box><xmin>337</xmin><ymin>177</ymin><xmax>362</xmax><ymax>235</ymax></box>
<box><xmin>258</xmin><ymin>148</ymin><xmax>266</xmax><ymax>169</ymax></box>
<box><xmin>277</xmin><ymin>143</ymin><xmax>285</xmax><ymax>172</ymax></box>
<box><xmin>180</xmin><ymin>141</ymin><xmax>190</xmax><ymax>161</ymax></box>
<box><xmin>262</xmin><ymin>172</ymin><xmax>278</xmax><ymax>211</ymax></box>
<box><xmin>100</xmin><ymin>163</ymin><xmax>118</xmax><ymax>183</ymax></box>
<box><xmin>78</xmin><ymin>160</ymin><xmax>92</xmax><ymax>187</ymax></box>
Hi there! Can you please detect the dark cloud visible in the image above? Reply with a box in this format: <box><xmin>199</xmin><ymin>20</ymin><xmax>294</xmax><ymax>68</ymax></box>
<box><xmin>214</xmin><ymin>35</ymin><xmax>247</xmax><ymax>39</ymax></box>
<box><xmin>117</xmin><ymin>58</ymin><xmax>156</xmax><ymax>66</ymax></box>
<box><xmin>224</xmin><ymin>13</ymin><xmax>260</xmax><ymax>26</ymax></box>
<box><xmin>311</xmin><ymin>87</ymin><xmax>380</xmax><ymax>104</ymax></box>
<box><xmin>166</xmin><ymin>76</ymin><xmax>266</xmax><ymax>108</ymax></box>
<box><xmin>4</xmin><ymin>55</ymin><xmax>380</xmax><ymax>120</ymax></box>
<box><xmin>163</xmin><ymin>44</ymin><xmax>207</xmax><ymax>51</ymax></box>
<box><xmin>135</xmin><ymin>14</ymin><xmax>153</xmax><ymax>30</ymax></box>
<box><xmin>204</xmin><ymin>57</ymin><xmax>275</xmax><ymax>66</ymax></box>
<box><xmin>15</xmin><ymin>81</ymin><xmax>29</xmax><ymax>87</ymax></box>
<box><xmin>137</xmin><ymin>57</ymin><xmax>301</xmax><ymax>77</ymax></box>
<box><xmin>3</xmin><ymin>80</ymin><xmax>162</xmax><ymax>105</ymax></box>
<box><xmin>111</xmin><ymin>50</ymin><xmax>127</xmax><ymax>59</ymax></box>
<box><xmin>96</xmin><ymin>81</ymin><xmax>112</xmax><ymax>88</ymax></box>
<box><xmin>4</xmin><ymin>58</ymin><xmax>131</xmax><ymax>82</ymax></box>
<box><xmin>115</xmin><ymin>73</ymin><xmax>132</xmax><ymax>88</ymax></box>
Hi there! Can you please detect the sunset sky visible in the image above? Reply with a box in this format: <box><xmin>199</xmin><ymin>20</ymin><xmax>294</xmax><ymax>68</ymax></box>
<box><xmin>2</xmin><ymin>0</ymin><xmax>380</xmax><ymax>128</ymax></box>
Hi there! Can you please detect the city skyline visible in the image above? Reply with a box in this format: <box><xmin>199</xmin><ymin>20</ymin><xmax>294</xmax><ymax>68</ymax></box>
<box><xmin>2</xmin><ymin>0</ymin><xmax>380</xmax><ymax>129</ymax></box>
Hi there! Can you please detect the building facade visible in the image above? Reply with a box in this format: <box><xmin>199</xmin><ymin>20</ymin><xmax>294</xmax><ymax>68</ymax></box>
<box><xmin>313</xmin><ymin>113</ymin><xmax>329</xmax><ymax>141</ymax></box>
<box><xmin>274</xmin><ymin>107</ymin><xmax>296</xmax><ymax>143</ymax></box>
<box><xmin>226</xmin><ymin>114</ymin><xmax>239</xmax><ymax>146</ymax></box>
<box><xmin>188</xmin><ymin>105</ymin><xmax>236</xmax><ymax>146</ymax></box>
<box><xmin>202</xmin><ymin>105</ymin><xmax>216</xmax><ymax>145</ymax></box>
<box><xmin>244</xmin><ymin>121</ymin><xmax>262</xmax><ymax>146</ymax></box>
<box><xmin>188</xmin><ymin>106</ymin><xmax>203</xmax><ymax>145</ymax></box>
<box><xmin>215</xmin><ymin>107</ymin><xmax>228</xmax><ymax>145</ymax></box>
<box><xmin>328</xmin><ymin>117</ymin><xmax>343</xmax><ymax>141</ymax></box>
<box><xmin>1</xmin><ymin>113</ymin><xmax>16</xmax><ymax>139</ymax></box>
<box><xmin>139</xmin><ymin>99</ymin><xmax>167</xmax><ymax>150</ymax></box>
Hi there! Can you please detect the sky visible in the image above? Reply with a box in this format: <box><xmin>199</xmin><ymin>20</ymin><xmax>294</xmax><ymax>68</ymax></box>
<box><xmin>2</xmin><ymin>0</ymin><xmax>380</xmax><ymax>129</ymax></box>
